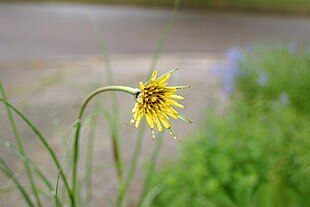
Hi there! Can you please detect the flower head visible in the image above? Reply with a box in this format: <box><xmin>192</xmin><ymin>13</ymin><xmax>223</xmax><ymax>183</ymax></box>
<box><xmin>131</xmin><ymin>68</ymin><xmax>191</xmax><ymax>141</ymax></box>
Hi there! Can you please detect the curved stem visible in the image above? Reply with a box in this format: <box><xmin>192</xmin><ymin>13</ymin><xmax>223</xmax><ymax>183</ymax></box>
<box><xmin>71</xmin><ymin>86</ymin><xmax>138</xmax><ymax>204</ymax></box>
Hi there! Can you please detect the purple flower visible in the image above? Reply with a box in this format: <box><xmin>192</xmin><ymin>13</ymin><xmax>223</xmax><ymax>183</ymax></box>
<box><xmin>257</xmin><ymin>72</ymin><xmax>268</xmax><ymax>87</ymax></box>
<box><xmin>213</xmin><ymin>47</ymin><xmax>243</xmax><ymax>95</ymax></box>
<box><xmin>225</xmin><ymin>47</ymin><xmax>243</xmax><ymax>63</ymax></box>
<box><xmin>279</xmin><ymin>92</ymin><xmax>289</xmax><ymax>105</ymax></box>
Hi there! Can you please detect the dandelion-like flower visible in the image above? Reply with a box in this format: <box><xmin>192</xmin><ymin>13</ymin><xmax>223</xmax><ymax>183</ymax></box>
<box><xmin>131</xmin><ymin>68</ymin><xmax>191</xmax><ymax>141</ymax></box>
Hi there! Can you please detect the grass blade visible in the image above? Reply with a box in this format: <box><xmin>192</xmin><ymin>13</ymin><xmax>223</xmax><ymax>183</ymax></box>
<box><xmin>89</xmin><ymin>14</ymin><xmax>124</xmax><ymax>184</ymax></box>
<box><xmin>0</xmin><ymin>82</ymin><xmax>43</xmax><ymax>207</ymax></box>
<box><xmin>0</xmin><ymin>98</ymin><xmax>74</xmax><ymax>206</ymax></box>
<box><xmin>55</xmin><ymin>120</ymin><xmax>79</xmax><ymax>207</ymax></box>
<box><xmin>0</xmin><ymin>137</ymin><xmax>63</xmax><ymax>207</ymax></box>
<box><xmin>116</xmin><ymin>122</ymin><xmax>146</xmax><ymax>207</ymax></box>
<box><xmin>138</xmin><ymin>132</ymin><xmax>164</xmax><ymax>207</ymax></box>
<box><xmin>84</xmin><ymin>99</ymin><xmax>100</xmax><ymax>207</ymax></box>
<box><xmin>146</xmin><ymin>0</ymin><xmax>181</xmax><ymax>78</ymax></box>
<box><xmin>0</xmin><ymin>156</ymin><xmax>35</xmax><ymax>207</ymax></box>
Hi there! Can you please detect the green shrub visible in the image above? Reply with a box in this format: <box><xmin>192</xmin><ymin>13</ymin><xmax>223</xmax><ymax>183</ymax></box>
<box><xmin>150</xmin><ymin>47</ymin><xmax>310</xmax><ymax>207</ymax></box>
<box><xmin>235</xmin><ymin>46</ymin><xmax>310</xmax><ymax>116</ymax></box>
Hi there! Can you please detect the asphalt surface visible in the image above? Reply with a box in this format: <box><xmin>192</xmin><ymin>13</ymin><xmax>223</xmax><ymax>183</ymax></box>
<box><xmin>1</xmin><ymin>3</ymin><xmax>310</xmax><ymax>61</ymax></box>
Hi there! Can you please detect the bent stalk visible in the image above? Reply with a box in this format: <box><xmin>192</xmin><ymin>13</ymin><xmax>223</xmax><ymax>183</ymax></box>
<box><xmin>71</xmin><ymin>86</ymin><xmax>139</xmax><ymax>204</ymax></box>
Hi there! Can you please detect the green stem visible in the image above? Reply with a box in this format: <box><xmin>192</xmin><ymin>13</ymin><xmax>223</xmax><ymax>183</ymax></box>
<box><xmin>138</xmin><ymin>132</ymin><xmax>164</xmax><ymax>207</ymax></box>
<box><xmin>146</xmin><ymin>0</ymin><xmax>180</xmax><ymax>78</ymax></box>
<box><xmin>89</xmin><ymin>15</ymin><xmax>124</xmax><ymax>184</ymax></box>
<box><xmin>116</xmin><ymin>122</ymin><xmax>146</xmax><ymax>207</ymax></box>
<box><xmin>0</xmin><ymin>156</ymin><xmax>35</xmax><ymax>207</ymax></box>
<box><xmin>0</xmin><ymin>98</ymin><xmax>74</xmax><ymax>206</ymax></box>
<box><xmin>71</xmin><ymin>86</ymin><xmax>139</xmax><ymax>205</ymax></box>
<box><xmin>84</xmin><ymin>100</ymin><xmax>100</xmax><ymax>207</ymax></box>
<box><xmin>0</xmin><ymin>137</ymin><xmax>62</xmax><ymax>207</ymax></box>
<box><xmin>0</xmin><ymin>82</ymin><xmax>43</xmax><ymax>207</ymax></box>
<box><xmin>56</xmin><ymin>120</ymin><xmax>79</xmax><ymax>207</ymax></box>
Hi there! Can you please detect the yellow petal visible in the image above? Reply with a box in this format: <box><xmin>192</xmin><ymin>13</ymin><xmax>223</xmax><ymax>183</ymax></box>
<box><xmin>166</xmin><ymin>111</ymin><xmax>178</xmax><ymax>119</ymax></box>
<box><xmin>171</xmin><ymin>85</ymin><xmax>191</xmax><ymax>90</ymax></box>
<box><xmin>156</xmin><ymin>67</ymin><xmax>179</xmax><ymax>81</ymax></box>
<box><xmin>151</xmin><ymin>70</ymin><xmax>158</xmax><ymax>81</ymax></box>
<box><xmin>132</xmin><ymin>103</ymin><xmax>138</xmax><ymax>113</ymax></box>
<box><xmin>157</xmin><ymin>73</ymin><xmax>171</xmax><ymax>85</ymax></box>
<box><xmin>163</xmin><ymin>88</ymin><xmax>177</xmax><ymax>95</ymax></box>
<box><xmin>169</xmin><ymin>107</ymin><xmax>178</xmax><ymax>114</ymax></box>
<box><xmin>135</xmin><ymin>113</ymin><xmax>143</xmax><ymax>128</ymax></box>
<box><xmin>163</xmin><ymin>113</ymin><xmax>170</xmax><ymax>120</ymax></box>
<box><xmin>168</xmin><ymin>100</ymin><xmax>184</xmax><ymax>108</ymax></box>
<box><xmin>168</xmin><ymin>95</ymin><xmax>184</xmax><ymax>100</ymax></box>
<box><xmin>159</xmin><ymin>114</ymin><xmax>170</xmax><ymax>129</ymax></box>
<box><xmin>145</xmin><ymin>113</ymin><xmax>154</xmax><ymax>129</ymax></box>
<box><xmin>139</xmin><ymin>82</ymin><xmax>145</xmax><ymax>90</ymax></box>
<box><xmin>153</xmin><ymin>116</ymin><xmax>162</xmax><ymax>132</ymax></box>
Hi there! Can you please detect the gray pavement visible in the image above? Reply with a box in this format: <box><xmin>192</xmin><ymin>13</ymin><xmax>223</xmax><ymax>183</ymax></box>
<box><xmin>0</xmin><ymin>3</ymin><xmax>310</xmax><ymax>61</ymax></box>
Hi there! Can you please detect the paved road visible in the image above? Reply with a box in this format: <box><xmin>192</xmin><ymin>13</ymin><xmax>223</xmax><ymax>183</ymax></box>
<box><xmin>1</xmin><ymin>3</ymin><xmax>310</xmax><ymax>60</ymax></box>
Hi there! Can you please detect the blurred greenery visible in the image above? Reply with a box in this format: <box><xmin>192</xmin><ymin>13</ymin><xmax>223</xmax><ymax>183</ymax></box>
<box><xmin>2</xmin><ymin>0</ymin><xmax>310</xmax><ymax>14</ymax></box>
<box><xmin>149</xmin><ymin>46</ymin><xmax>310</xmax><ymax>207</ymax></box>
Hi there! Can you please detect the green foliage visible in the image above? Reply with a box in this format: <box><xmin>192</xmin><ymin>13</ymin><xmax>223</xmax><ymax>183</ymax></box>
<box><xmin>236</xmin><ymin>46</ymin><xmax>310</xmax><ymax>116</ymax></box>
<box><xmin>150</xmin><ymin>47</ymin><xmax>310</xmax><ymax>207</ymax></box>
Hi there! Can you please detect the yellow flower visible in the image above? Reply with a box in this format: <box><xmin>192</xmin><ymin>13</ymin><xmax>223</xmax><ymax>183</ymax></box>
<box><xmin>131</xmin><ymin>68</ymin><xmax>191</xmax><ymax>141</ymax></box>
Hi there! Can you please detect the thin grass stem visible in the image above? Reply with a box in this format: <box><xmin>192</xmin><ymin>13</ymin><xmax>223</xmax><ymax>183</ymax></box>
<box><xmin>0</xmin><ymin>137</ymin><xmax>63</xmax><ymax>207</ymax></box>
<box><xmin>0</xmin><ymin>82</ymin><xmax>43</xmax><ymax>207</ymax></box>
<box><xmin>116</xmin><ymin>122</ymin><xmax>146</xmax><ymax>207</ymax></box>
<box><xmin>146</xmin><ymin>0</ymin><xmax>181</xmax><ymax>78</ymax></box>
<box><xmin>137</xmin><ymin>132</ymin><xmax>164</xmax><ymax>207</ymax></box>
<box><xmin>55</xmin><ymin>119</ymin><xmax>79</xmax><ymax>207</ymax></box>
<box><xmin>0</xmin><ymin>98</ymin><xmax>74</xmax><ymax>206</ymax></box>
<box><xmin>84</xmin><ymin>99</ymin><xmax>100</xmax><ymax>207</ymax></box>
<box><xmin>89</xmin><ymin>14</ymin><xmax>124</xmax><ymax>184</ymax></box>
<box><xmin>0</xmin><ymin>156</ymin><xmax>35</xmax><ymax>207</ymax></box>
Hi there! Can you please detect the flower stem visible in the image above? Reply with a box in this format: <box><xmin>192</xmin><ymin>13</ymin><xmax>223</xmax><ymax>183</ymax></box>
<box><xmin>71</xmin><ymin>86</ymin><xmax>139</xmax><ymax>205</ymax></box>
<box><xmin>116</xmin><ymin>122</ymin><xmax>146</xmax><ymax>207</ymax></box>
<box><xmin>89</xmin><ymin>13</ymin><xmax>124</xmax><ymax>187</ymax></box>
<box><xmin>138</xmin><ymin>132</ymin><xmax>164</xmax><ymax>207</ymax></box>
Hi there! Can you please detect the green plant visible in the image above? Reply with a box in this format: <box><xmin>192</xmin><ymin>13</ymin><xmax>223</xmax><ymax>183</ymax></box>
<box><xmin>150</xmin><ymin>46</ymin><xmax>310</xmax><ymax>207</ymax></box>
<box><xmin>235</xmin><ymin>46</ymin><xmax>310</xmax><ymax>116</ymax></box>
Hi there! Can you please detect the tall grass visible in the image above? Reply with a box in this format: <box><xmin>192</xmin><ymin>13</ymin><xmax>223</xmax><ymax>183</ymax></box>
<box><xmin>0</xmin><ymin>82</ymin><xmax>42</xmax><ymax>207</ymax></box>
<box><xmin>0</xmin><ymin>97</ymin><xmax>74</xmax><ymax>206</ymax></box>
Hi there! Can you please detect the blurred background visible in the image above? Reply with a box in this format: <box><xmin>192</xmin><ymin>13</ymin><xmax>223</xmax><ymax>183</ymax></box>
<box><xmin>0</xmin><ymin>0</ymin><xmax>309</xmax><ymax>206</ymax></box>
